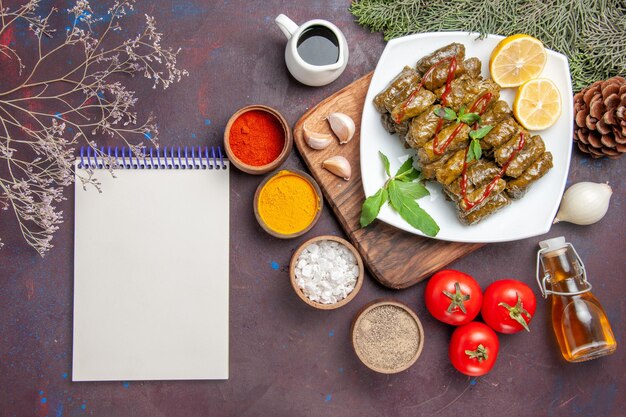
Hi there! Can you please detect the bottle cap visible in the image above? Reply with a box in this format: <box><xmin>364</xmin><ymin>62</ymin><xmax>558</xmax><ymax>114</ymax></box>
<box><xmin>536</xmin><ymin>236</ymin><xmax>591</xmax><ymax>298</ymax></box>
<box><xmin>538</xmin><ymin>236</ymin><xmax>567</xmax><ymax>251</ymax></box>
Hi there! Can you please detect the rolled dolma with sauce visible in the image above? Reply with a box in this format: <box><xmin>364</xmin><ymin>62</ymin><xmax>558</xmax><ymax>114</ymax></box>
<box><xmin>459</xmin><ymin>178</ymin><xmax>507</xmax><ymax>213</ymax></box>
<box><xmin>444</xmin><ymin>159</ymin><xmax>501</xmax><ymax>199</ymax></box>
<box><xmin>458</xmin><ymin>193</ymin><xmax>511</xmax><ymax>225</ymax></box>
<box><xmin>406</xmin><ymin>105</ymin><xmax>447</xmax><ymax>149</ymax></box>
<box><xmin>494</xmin><ymin>131</ymin><xmax>530</xmax><ymax>166</ymax></box>
<box><xmin>417</xmin><ymin>122</ymin><xmax>471</xmax><ymax>165</ymax></box>
<box><xmin>481</xmin><ymin>100</ymin><xmax>512</xmax><ymax>127</ymax></box>
<box><xmin>422</xmin><ymin>57</ymin><xmax>482</xmax><ymax>91</ymax></box>
<box><xmin>416</xmin><ymin>43</ymin><xmax>466</xmax><ymax>74</ymax></box>
<box><xmin>420</xmin><ymin>153</ymin><xmax>453</xmax><ymax>180</ymax></box>
<box><xmin>466</xmin><ymin>160</ymin><xmax>501</xmax><ymax>188</ymax></box>
<box><xmin>433</xmin><ymin>75</ymin><xmax>480</xmax><ymax>111</ymax></box>
<box><xmin>504</xmin><ymin>135</ymin><xmax>546</xmax><ymax>178</ymax></box>
<box><xmin>373</xmin><ymin>66</ymin><xmax>421</xmax><ymax>113</ymax></box>
<box><xmin>436</xmin><ymin>78</ymin><xmax>500</xmax><ymax>113</ymax></box>
<box><xmin>444</xmin><ymin>178</ymin><xmax>470</xmax><ymax>202</ymax></box>
<box><xmin>435</xmin><ymin>149</ymin><xmax>478</xmax><ymax>185</ymax></box>
<box><xmin>506</xmin><ymin>152</ymin><xmax>553</xmax><ymax>199</ymax></box>
<box><xmin>390</xmin><ymin>88</ymin><xmax>437</xmax><ymax>123</ymax></box>
<box><xmin>482</xmin><ymin>117</ymin><xmax>521</xmax><ymax>149</ymax></box>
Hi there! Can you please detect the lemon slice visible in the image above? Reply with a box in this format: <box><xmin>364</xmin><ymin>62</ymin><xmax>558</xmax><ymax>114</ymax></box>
<box><xmin>490</xmin><ymin>34</ymin><xmax>547</xmax><ymax>88</ymax></box>
<box><xmin>513</xmin><ymin>78</ymin><xmax>561</xmax><ymax>130</ymax></box>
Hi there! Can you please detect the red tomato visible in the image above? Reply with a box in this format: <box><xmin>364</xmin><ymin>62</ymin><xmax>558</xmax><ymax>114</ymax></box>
<box><xmin>424</xmin><ymin>269</ymin><xmax>483</xmax><ymax>326</ymax></box>
<box><xmin>481</xmin><ymin>279</ymin><xmax>537</xmax><ymax>334</ymax></box>
<box><xmin>449</xmin><ymin>322</ymin><xmax>499</xmax><ymax>376</ymax></box>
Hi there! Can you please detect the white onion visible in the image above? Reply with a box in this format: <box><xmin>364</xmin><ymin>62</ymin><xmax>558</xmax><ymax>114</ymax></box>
<box><xmin>554</xmin><ymin>182</ymin><xmax>613</xmax><ymax>225</ymax></box>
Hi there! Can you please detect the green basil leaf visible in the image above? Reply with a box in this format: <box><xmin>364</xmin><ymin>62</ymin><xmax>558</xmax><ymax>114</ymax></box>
<box><xmin>473</xmin><ymin>139</ymin><xmax>482</xmax><ymax>160</ymax></box>
<box><xmin>459</xmin><ymin>112</ymin><xmax>481</xmax><ymax>125</ymax></box>
<box><xmin>394</xmin><ymin>157</ymin><xmax>414</xmax><ymax>177</ymax></box>
<box><xmin>458</xmin><ymin>105</ymin><xmax>467</xmax><ymax>117</ymax></box>
<box><xmin>360</xmin><ymin>187</ymin><xmax>388</xmax><ymax>227</ymax></box>
<box><xmin>379</xmin><ymin>151</ymin><xmax>391</xmax><ymax>177</ymax></box>
<box><xmin>393</xmin><ymin>180</ymin><xmax>430</xmax><ymax>200</ymax></box>
<box><xmin>387</xmin><ymin>180</ymin><xmax>403</xmax><ymax>210</ymax></box>
<box><xmin>388</xmin><ymin>182</ymin><xmax>439</xmax><ymax>236</ymax></box>
<box><xmin>466</xmin><ymin>139</ymin><xmax>482</xmax><ymax>162</ymax></box>
<box><xmin>466</xmin><ymin>142</ymin><xmax>475</xmax><ymax>162</ymax></box>
<box><xmin>396</xmin><ymin>167</ymin><xmax>421</xmax><ymax>182</ymax></box>
<box><xmin>435</xmin><ymin>107</ymin><xmax>457</xmax><ymax>121</ymax></box>
<box><xmin>469</xmin><ymin>125</ymin><xmax>494</xmax><ymax>140</ymax></box>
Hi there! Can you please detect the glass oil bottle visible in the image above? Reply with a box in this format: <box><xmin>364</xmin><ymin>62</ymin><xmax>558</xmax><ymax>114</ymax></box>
<box><xmin>537</xmin><ymin>237</ymin><xmax>617</xmax><ymax>362</ymax></box>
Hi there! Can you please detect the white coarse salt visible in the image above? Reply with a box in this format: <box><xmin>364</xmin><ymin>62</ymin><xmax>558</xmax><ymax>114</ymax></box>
<box><xmin>294</xmin><ymin>240</ymin><xmax>358</xmax><ymax>304</ymax></box>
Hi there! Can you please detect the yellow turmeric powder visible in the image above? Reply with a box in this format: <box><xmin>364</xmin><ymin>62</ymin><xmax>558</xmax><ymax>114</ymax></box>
<box><xmin>257</xmin><ymin>171</ymin><xmax>320</xmax><ymax>235</ymax></box>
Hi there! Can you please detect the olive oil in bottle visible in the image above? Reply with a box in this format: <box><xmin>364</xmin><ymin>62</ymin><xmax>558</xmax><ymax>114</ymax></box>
<box><xmin>537</xmin><ymin>237</ymin><xmax>617</xmax><ymax>362</ymax></box>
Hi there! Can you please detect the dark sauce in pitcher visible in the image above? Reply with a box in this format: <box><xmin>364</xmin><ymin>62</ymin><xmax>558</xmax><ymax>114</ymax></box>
<box><xmin>296</xmin><ymin>25</ymin><xmax>339</xmax><ymax>66</ymax></box>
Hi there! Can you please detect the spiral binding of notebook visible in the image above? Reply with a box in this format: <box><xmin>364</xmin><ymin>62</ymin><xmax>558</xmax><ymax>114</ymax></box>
<box><xmin>77</xmin><ymin>146</ymin><xmax>228</xmax><ymax>170</ymax></box>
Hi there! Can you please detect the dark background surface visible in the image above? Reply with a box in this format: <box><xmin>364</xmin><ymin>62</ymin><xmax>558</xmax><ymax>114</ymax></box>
<box><xmin>0</xmin><ymin>1</ymin><xmax>624</xmax><ymax>416</ymax></box>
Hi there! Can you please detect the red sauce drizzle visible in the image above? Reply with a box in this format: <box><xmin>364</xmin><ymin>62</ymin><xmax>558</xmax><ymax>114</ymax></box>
<box><xmin>432</xmin><ymin>92</ymin><xmax>494</xmax><ymax>156</ymax></box>
<box><xmin>439</xmin><ymin>57</ymin><xmax>458</xmax><ymax>106</ymax></box>
<box><xmin>394</xmin><ymin>56</ymin><xmax>457</xmax><ymax>123</ymax></box>
<box><xmin>469</xmin><ymin>92</ymin><xmax>493</xmax><ymax>115</ymax></box>
<box><xmin>460</xmin><ymin>132</ymin><xmax>526</xmax><ymax>210</ymax></box>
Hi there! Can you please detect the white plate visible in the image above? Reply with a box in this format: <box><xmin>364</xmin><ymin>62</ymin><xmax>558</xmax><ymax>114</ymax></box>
<box><xmin>360</xmin><ymin>32</ymin><xmax>573</xmax><ymax>243</ymax></box>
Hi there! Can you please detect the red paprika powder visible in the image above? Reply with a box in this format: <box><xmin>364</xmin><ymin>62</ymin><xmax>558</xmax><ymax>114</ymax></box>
<box><xmin>229</xmin><ymin>110</ymin><xmax>285</xmax><ymax>166</ymax></box>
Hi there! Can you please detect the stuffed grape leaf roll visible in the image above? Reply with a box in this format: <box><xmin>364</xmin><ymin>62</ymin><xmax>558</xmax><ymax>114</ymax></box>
<box><xmin>482</xmin><ymin>117</ymin><xmax>521</xmax><ymax>149</ymax></box>
<box><xmin>458</xmin><ymin>193</ymin><xmax>511</xmax><ymax>225</ymax></box>
<box><xmin>444</xmin><ymin>160</ymin><xmax>501</xmax><ymax>203</ymax></box>
<box><xmin>506</xmin><ymin>152</ymin><xmax>553</xmax><ymax>199</ymax></box>
<box><xmin>373</xmin><ymin>66</ymin><xmax>421</xmax><ymax>113</ymax></box>
<box><xmin>417</xmin><ymin>122</ymin><xmax>471</xmax><ymax>165</ymax></box>
<box><xmin>390</xmin><ymin>88</ymin><xmax>437</xmax><ymax>123</ymax></box>
<box><xmin>420</xmin><ymin>153</ymin><xmax>453</xmax><ymax>180</ymax></box>
<box><xmin>435</xmin><ymin>149</ymin><xmax>478</xmax><ymax>185</ymax></box>
<box><xmin>459</xmin><ymin>178</ymin><xmax>507</xmax><ymax>213</ymax></box>
<box><xmin>503</xmin><ymin>135</ymin><xmax>546</xmax><ymax>178</ymax></box>
<box><xmin>405</xmin><ymin>105</ymin><xmax>449</xmax><ymax>149</ymax></box>
<box><xmin>422</xmin><ymin>57</ymin><xmax>482</xmax><ymax>91</ymax></box>
<box><xmin>494</xmin><ymin>132</ymin><xmax>529</xmax><ymax>166</ymax></box>
<box><xmin>416</xmin><ymin>43</ymin><xmax>465</xmax><ymax>74</ymax></box>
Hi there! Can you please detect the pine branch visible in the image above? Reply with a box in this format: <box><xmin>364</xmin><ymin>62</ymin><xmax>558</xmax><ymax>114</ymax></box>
<box><xmin>349</xmin><ymin>0</ymin><xmax>626</xmax><ymax>91</ymax></box>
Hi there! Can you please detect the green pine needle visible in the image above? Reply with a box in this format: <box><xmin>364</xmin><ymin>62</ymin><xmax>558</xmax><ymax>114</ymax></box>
<box><xmin>349</xmin><ymin>0</ymin><xmax>626</xmax><ymax>91</ymax></box>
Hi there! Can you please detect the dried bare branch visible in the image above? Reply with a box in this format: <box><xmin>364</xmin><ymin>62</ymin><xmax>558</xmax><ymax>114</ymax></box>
<box><xmin>0</xmin><ymin>0</ymin><xmax>188</xmax><ymax>255</ymax></box>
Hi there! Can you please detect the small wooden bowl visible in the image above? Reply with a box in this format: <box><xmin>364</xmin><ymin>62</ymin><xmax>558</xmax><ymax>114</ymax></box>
<box><xmin>289</xmin><ymin>235</ymin><xmax>364</xmax><ymax>310</ymax></box>
<box><xmin>350</xmin><ymin>299</ymin><xmax>425</xmax><ymax>373</ymax></box>
<box><xmin>224</xmin><ymin>104</ymin><xmax>293</xmax><ymax>175</ymax></box>
<box><xmin>254</xmin><ymin>169</ymin><xmax>323</xmax><ymax>239</ymax></box>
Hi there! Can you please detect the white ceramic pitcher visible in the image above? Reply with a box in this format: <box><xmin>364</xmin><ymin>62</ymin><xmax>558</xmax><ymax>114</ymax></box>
<box><xmin>275</xmin><ymin>14</ymin><xmax>349</xmax><ymax>87</ymax></box>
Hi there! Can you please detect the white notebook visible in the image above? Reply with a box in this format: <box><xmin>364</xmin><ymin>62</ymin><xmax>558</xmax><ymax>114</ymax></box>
<box><xmin>73</xmin><ymin>146</ymin><xmax>229</xmax><ymax>381</ymax></box>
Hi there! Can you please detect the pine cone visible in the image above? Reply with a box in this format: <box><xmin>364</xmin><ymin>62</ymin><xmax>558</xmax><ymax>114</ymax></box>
<box><xmin>573</xmin><ymin>76</ymin><xmax>626</xmax><ymax>159</ymax></box>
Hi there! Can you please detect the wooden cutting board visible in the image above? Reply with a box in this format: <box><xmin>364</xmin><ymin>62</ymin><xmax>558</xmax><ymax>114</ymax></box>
<box><xmin>293</xmin><ymin>73</ymin><xmax>483</xmax><ymax>289</ymax></box>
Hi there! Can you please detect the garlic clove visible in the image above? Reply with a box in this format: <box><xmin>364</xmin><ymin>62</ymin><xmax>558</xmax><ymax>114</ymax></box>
<box><xmin>553</xmin><ymin>181</ymin><xmax>612</xmax><ymax>225</ymax></box>
<box><xmin>327</xmin><ymin>112</ymin><xmax>355</xmax><ymax>144</ymax></box>
<box><xmin>322</xmin><ymin>156</ymin><xmax>351</xmax><ymax>181</ymax></box>
<box><xmin>303</xmin><ymin>124</ymin><xmax>333</xmax><ymax>150</ymax></box>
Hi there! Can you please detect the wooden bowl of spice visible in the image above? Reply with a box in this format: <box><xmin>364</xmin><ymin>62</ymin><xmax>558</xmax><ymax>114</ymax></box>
<box><xmin>289</xmin><ymin>235</ymin><xmax>364</xmax><ymax>310</ymax></box>
<box><xmin>254</xmin><ymin>169</ymin><xmax>322</xmax><ymax>238</ymax></box>
<box><xmin>224</xmin><ymin>105</ymin><xmax>292</xmax><ymax>174</ymax></box>
<box><xmin>351</xmin><ymin>299</ymin><xmax>425</xmax><ymax>374</ymax></box>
